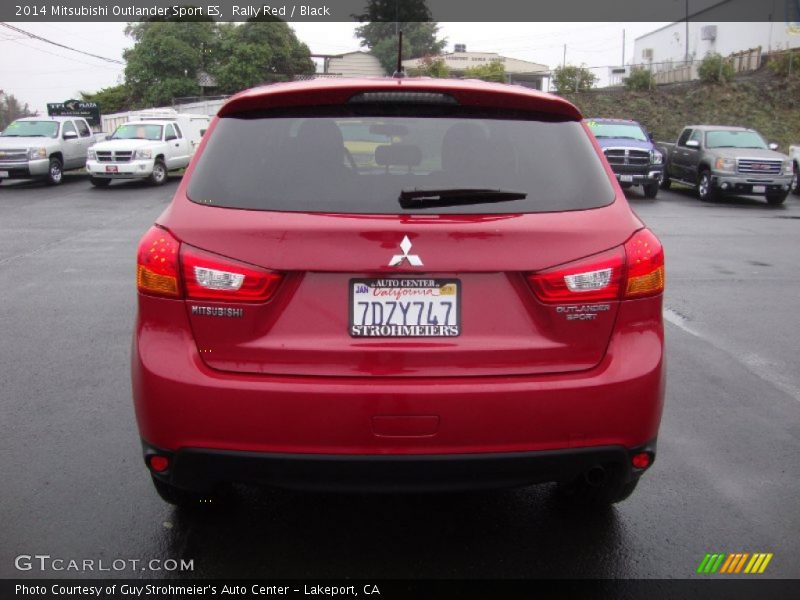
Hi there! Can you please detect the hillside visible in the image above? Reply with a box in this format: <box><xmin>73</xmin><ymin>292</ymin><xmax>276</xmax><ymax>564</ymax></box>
<box><xmin>561</xmin><ymin>70</ymin><xmax>800</xmax><ymax>149</ymax></box>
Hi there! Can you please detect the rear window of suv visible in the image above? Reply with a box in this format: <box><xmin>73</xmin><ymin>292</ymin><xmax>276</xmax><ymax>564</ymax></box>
<box><xmin>187</xmin><ymin>108</ymin><xmax>615</xmax><ymax>214</ymax></box>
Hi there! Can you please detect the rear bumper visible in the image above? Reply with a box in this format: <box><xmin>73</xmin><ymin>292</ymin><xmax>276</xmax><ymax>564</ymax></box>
<box><xmin>145</xmin><ymin>441</ymin><xmax>656</xmax><ymax>493</ymax></box>
<box><xmin>132</xmin><ymin>294</ymin><xmax>665</xmax><ymax>490</ymax></box>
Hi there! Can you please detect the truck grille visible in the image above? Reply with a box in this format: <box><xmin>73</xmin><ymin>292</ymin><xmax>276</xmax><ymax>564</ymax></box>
<box><xmin>0</xmin><ymin>150</ymin><xmax>28</xmax><ymax>162</ymax></box>
<box><xmin>737</xmin><ymin>159</ymin><xmax>782</xmax><ymax>175</ymax></box>
<box><xmin>604</xmin><ymin>148</ymin><xmax>650</xmax><ymax>166</ymax></box>
<box><xmin>96</xmin><ymin>150</ymin><xmax>133</xmax><ymax>163</ymax></box>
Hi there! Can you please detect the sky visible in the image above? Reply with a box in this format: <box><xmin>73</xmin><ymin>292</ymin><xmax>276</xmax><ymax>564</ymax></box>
<box><xmin>0</xmin><ymin>21</ymin><xmax>668</xmax><ymax>114</ymax></box>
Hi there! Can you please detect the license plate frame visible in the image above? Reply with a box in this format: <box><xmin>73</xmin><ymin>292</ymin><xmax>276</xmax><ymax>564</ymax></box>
<box><xmin>752</xmin><ymin>185</ymin><xmax>766</xmax><ymax>194</ymax></box>
<box><xmin>105</xmin><ymin>165</ymin><xmax>119</xmax><ymax>173</ymax></box>
<box><xmin>0</xmin><ymin>170</ymin><xmax>8</xmax><ymax>178</ymax></box>
<box><xmin>619</xmin><ymin>174</ymin><xmax>634</xmax><ymax>183</ymax></box>
<box><xmin>349</xmin><ymin>278</ymin><xmax>461</xmax><ymax>338</ymax></box>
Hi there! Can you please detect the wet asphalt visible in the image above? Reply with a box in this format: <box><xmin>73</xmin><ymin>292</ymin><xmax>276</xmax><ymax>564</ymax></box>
<box><xmin>1</xmin><ymin>174</ymin><xmax>799</xmax><ymax>580</ymax></box>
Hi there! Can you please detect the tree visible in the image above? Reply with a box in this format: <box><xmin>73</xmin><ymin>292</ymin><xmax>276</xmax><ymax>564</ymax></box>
<box><xmin>354</xmin><ymin>0</ymin><xmax>446</xmax><ymax>74</ymax></box>
<box><xmin>212</xmin><ymin>20</ymin><xmax>315</xmax><ymax>93</ymax></box>
<box><xmin>552</xmin><ymin>64</ymin><xmax>598</xmax><ymax>94</ymax></box>
<box><xmin>80</xmin><ymin>85</ymin><xmax>132</xmax><ymax>115</ymax></box>
<box><xmin>463</xmin><ymin>60</ymin><xmax>506</xmax><ymax>83</ymax></box>
<box><xmin>698</xmin><ymin>53</ymin><xmax>735</xmax><ymax>84</ymax></box>
<box><xmin>0</xmin><ymin>92</ymin><xmax>36</xmax><ymax>130</ymax></box>
<box><xmin>123</xmin><ymin>19</ymin><xmax>219</xmax><ymax>106</ymax></box>
<box><xmin>624</xmin><ymin>67</ymin><xmax>655</xmax><ymax>91</ymax></box>
<box><xmin>408</xmin><ymin>56</ymin><xmax>450</xmax><ymax>78</ymax></box>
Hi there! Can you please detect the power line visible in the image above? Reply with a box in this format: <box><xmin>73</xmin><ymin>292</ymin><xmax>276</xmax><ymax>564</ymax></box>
<box><xmin>0</xmin><ymin>22</ymin><xmax>123</xmax><ymax>64</ymax></box>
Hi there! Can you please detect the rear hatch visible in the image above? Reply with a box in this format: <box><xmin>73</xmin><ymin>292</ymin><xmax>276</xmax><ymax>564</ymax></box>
<box><xmin>163</xmin><ymin>82</ymin><xmax>640</xmax><ymax>378</ymax></box>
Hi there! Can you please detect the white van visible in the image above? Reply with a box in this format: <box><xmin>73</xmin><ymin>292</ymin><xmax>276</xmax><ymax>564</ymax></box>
<box><xmin>86</xmin><ymin>111</ymin><xmax>210</xmax><ymax>186</ymax></box>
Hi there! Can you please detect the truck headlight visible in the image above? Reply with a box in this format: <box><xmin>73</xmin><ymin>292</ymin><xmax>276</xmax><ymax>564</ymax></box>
<box><xmin>28</xmin><ymin>147</ymin><xmax>47</xmax><ymax>159</ymax></box>
<box><xmin>783</xmin><ymin>160</ymin><xmax>793</xmax><ymax>175</ymax></box>
<box><xmin>650</xmin><ymin>150</ymin><xmax>663</xmax><ymax>165</ymax></box>
<box><xmin>715</xmin><ymin>157</ymin><xmax>736</xmax><ymax>172</ymax></box>
<box><xmin>134</xmin><ymin>148</ymin><xmax>152</xmax><ymax>160</ymax></box>
<box><xmin>87</xmin><ymin>148</ymin><xmax>96</xmax><ymax>160</ymax></box>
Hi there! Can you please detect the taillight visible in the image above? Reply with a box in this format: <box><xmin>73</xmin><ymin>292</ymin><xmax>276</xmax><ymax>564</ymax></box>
<box><xmin>624</xmin><ymin>228</ymin><xmax>665</xmax><ymax>298</ymax></box>
<box><xmin>527</xmin><ymin>247</ymin><xmax>624</xmax><ymax>303</ymax></box>
<box><xmin>181</xmin><ymin>244</ymin><xmax>282</xmax><ymax>302</ymax></box>
<box><xmin>136</xmin><ymin>225</ymin><xmax>180</xmax><ymax>298</ymax></box>
<box><xmin>527</xmin><ymin>228</ymin><xmax>664</xmax><ymax>303</ymax></box>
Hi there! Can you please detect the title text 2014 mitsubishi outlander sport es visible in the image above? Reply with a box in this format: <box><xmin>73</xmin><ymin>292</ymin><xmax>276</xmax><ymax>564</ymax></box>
<box><xmin>131</xmin><ymin>78</ymin><xmax>666</xmax><ymax>508</ymax></box>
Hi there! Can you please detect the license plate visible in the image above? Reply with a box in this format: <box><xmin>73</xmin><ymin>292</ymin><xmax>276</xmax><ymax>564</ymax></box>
<box><xmin>0</xmin><ymin>171</ymin><xmax>8</xmax><ymax>178</ymax></box>
<box><xmin>105</xmin><ymin>166</ymin><xmax>118</xmax><ymax>173</ymax></box>
<box><xmin>620</xmin><ymin>175</ymin><xmax>633</xmax><ymax>182</ymax></box>
<box><xmin>350</xmin><ymin>278</ymin><xmax>460</xmax><ymax>337</ymax></box>
<box><xmin>752</xmin><ymin>185</ymin><xmax>766</xmax><ymax>194</ymax></box>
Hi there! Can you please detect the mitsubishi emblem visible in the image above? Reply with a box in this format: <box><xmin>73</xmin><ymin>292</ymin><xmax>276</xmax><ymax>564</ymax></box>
<box><xmin>389</xmin><ymin>236</ymin><xmax>423</xmax><ymax>267</ymax></box>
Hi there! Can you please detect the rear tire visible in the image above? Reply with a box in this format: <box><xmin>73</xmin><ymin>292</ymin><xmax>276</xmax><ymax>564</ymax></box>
<box><xmin>45</xmin><ymin>157</ymin><xmax>63</xmax><ymax>185</ymax></box>
<box><xmin>697</xmin><ymin>170</ymin><xmax>717</xmax><ymax>202</ymax></box>
<box><xmin>643</xmin><ymin>182</ymin><xmax>659</xmax><ymax>199</ymax></box>
<box><xmin>90</xmin><ymin>177</ymin><xmax>111</xmax><ymax>187</ymax></box>
<box><xmin>766</xmin><ymin>192</ymin><xmax>788</xmax><ymax>205</ymax></box>
<box><xmin>151</xmin><ymin>476</ymin><xmax>218</xmax><ymax>508</ymax></box>
<box><xmin>149</xmin><ymin>160</ymin><xmax>167</xmax><ymax>186</ymax></box>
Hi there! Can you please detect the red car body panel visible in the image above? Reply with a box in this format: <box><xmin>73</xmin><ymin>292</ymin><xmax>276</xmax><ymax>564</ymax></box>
<box><xmin>131</xmin><ymin>78</ymin><xmax>665</xmax><ymax>491</ymax></box>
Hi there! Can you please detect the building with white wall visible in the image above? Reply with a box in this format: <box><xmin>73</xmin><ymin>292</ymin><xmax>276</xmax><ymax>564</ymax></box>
<box><xmin>633</xmin><ymin>21</ymin><xmax>800</xmax><ymax>73</ymax></box>
<box><xmin>402</xmin><ymin>47</ymin><xmax>550</xmax><ymax>90</ymax></box>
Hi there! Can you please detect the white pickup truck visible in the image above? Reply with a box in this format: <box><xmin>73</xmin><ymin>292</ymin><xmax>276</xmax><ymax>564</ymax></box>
<box><xmin>790</xmin><ymin>145</ymin><xmax>799</xmax><ymax>196</ymax></box>
<box><xmin>0</xmin><ymin>116</ymin><xmax>104</xmax><ymax>185</ymax></box>
<box><xmin>86</xmin><ymin>113</ymin><xmax>209</xmax><ymax>187</ymax></box>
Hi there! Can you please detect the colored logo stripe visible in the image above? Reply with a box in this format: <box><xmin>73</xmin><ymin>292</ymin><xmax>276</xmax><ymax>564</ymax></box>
<box><xmin>697</xmin><ymin>553</ymin><xmax>773</xmax><ymax>574</ymax></box>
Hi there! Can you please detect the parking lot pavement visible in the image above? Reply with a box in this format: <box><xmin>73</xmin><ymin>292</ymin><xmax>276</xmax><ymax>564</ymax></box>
<box><xmin>1</xmin><ymin>175</ymin><xmax>799</xmax><ymax>579</ymax></box>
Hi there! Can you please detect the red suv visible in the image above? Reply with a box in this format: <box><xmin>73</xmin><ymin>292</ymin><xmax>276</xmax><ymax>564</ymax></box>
<box><xmin>132</xmin><ymin>78</ymin><xmax>665</xmax><ymax>507</ymax></box>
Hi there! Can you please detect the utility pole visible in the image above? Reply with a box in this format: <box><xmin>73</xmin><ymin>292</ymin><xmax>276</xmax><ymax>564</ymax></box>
<box><xmin>622</xmin><ymin>29</ymin><xmax>626</xmax><ymax>65</ymax></box>
<box><xmin>562</xmin><ymin>44</ymin><xmax>567</xmax><ymax>68</ymax></box>
<box><xmin>685</xmin><ymin>0</ymin><xmax>690</xmax><ymax>65</ymax></box>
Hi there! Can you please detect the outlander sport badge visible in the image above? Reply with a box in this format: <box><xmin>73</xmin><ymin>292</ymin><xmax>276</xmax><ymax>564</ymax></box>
<box><xmin>389</xmin><ymin>236</ymin><xmax>423</xmax><ymax>267</ymax></box>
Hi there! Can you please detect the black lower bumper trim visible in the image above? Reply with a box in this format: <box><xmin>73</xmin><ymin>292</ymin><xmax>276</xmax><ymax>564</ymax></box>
<box><xmin>143</xmin><ymin>441</ymin><xmax>656</xmax><ymax>493</ymax></box>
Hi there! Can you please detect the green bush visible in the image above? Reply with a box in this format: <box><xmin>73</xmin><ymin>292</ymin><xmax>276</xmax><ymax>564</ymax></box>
<box><xmin>552</xmin><ymin>65</ymin><xmax>598</xmax><ymax>94</ymax></box>
<box><xmin>768</xmin><ymin>51</ymin><xmax>800</xmax><ymax>77</ymax></box>
<box><xmin>625</xmin><ymin>68</ymin><xmax>655</xmax><ymax>91</ymax></box>
<box><xmin>698</xmin><ymin>53</ymin><xmax>735</xmax><ymax>84</ymax></box>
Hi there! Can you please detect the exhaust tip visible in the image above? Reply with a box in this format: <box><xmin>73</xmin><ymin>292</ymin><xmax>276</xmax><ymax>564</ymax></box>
<box><xmin>584</xmin><ymin>465</ymin><xmax>607</xmax><ymax>487</ymax></box>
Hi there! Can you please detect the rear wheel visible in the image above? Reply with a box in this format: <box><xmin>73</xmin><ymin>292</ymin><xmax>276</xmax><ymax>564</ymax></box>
<box><xmin>697</xmin><ymin>171</ymin><xmax>717</xmax><ymax>202</ymax></box>
<box><xmin>149</xmin><ymin>160</ymin><xmax>167</xmax><ymax>186</ymax></box>
<box><xmin>46</xmin><ymin>157</ymin><xmax>63</xmax><ymax>185</ymax></box>
<box><xmin>151</xmin><ymin>476</ymin><xmax>218</xmax><ymax>508</ymax></box>
<box><xmin>90</xmin><ymin>177</ymin><xmax>111</xmax><ymax>187</ymax></box>
<box><xmin>766</xmin><ymin>192</ymin><xmax>788</xmax><ymax>205</ymax></box>
<box><xmin>643</xmin><ymin>182</ymin><xmax>659</xmax><ymax>199</ymax></box>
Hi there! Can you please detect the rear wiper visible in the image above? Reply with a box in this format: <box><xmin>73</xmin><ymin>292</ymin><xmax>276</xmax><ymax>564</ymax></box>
<box><xmin>399</xmin><ymin>188</ymin><xmax>527</xmax><ymax>209</ymax></box>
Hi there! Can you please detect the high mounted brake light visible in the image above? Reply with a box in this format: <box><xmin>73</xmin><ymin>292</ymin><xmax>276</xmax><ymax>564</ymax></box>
<box><xmin>527</xmin><ymin>228</ymin><xmax>664</xmax><ymax>303</ymax></box>
<box><xmin>348</xmin><ymin>91</ymin><xmax>459</xmax><ymax>105</ymax></box>
<box><xmin>136</xmin><ymin>226</ymin><xmax>282</xmax><ymax>302</ymax></box>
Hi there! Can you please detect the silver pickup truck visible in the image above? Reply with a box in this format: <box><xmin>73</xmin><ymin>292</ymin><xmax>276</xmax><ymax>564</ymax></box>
<box><xmin>790</xmin><ymin>144</ymin><xmax>799</xmax><ymax>196</ymax></box>
<box><xmin>0</xmin><ymin>116</ymin><xmax>104</xmax><ymax>185</ymax></box>
<box><xmin>658</xmin><ymin>125</ymin><xmax>793</xmax><ymax>205</ymax></box>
